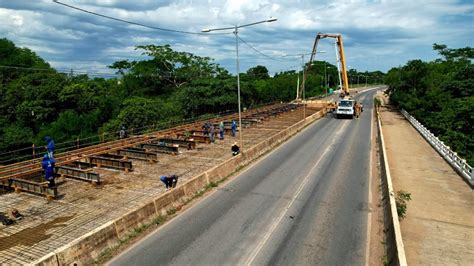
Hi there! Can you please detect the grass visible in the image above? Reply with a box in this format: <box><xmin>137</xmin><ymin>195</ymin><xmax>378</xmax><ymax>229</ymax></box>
<box><xmin>395</xmin><ymin>190</ymin><xmax>412</xmax><ymax>220</ymax></box>
<box><xmin>91</xmin><ymin>214</ymin><xmax>168</xmax><ymax>265</ymax></box>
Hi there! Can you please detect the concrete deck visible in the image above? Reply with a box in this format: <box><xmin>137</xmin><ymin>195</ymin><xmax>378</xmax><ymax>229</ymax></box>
<box><xmin>0</xmin><ymin>107</ymin><xmax>320</xmax><ymax>264</ymax></box>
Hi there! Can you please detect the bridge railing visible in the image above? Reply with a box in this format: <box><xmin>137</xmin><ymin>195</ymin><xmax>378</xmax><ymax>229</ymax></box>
<box><xmin>400</xmin><ymin>109</ymin><xmax>473</xmax><ymax>186</ymax></box>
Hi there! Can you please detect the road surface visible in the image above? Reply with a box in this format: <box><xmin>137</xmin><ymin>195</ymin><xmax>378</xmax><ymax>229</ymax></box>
<box><xmin>110</xmin><ymin>89</ymin><xmax>378</xmax><ymax>265</ymax></box>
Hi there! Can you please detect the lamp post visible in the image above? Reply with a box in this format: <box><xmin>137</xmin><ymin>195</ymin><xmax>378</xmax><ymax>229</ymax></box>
<box><xmin>301</xmin><ymin>54</ymin><xmax>305</xmax><ymax>119</ymax></box>
<box><xmin>365</xmin><ymin>75</ymin><xmax>368</xmax><ymax>87</ymax></box>
<box><xmin>324</xmin><ymin>63</ymin><xmax>331</xmax><ymax>94</ymax></box>
<box><xmin>301</xmin><ymin>51</ymin><xmax>326</xmax><ymax>120</ymax></box>
<box><xmin>324</xmin><ymin>61</ymin><xmax>327</xmax><ymax>93</ymax></box>
<box><xmin>283</xmin><ymin>51</ymin><xmax>325</xmax><ymax>101</ymax></box>
<box><xmin>202</xmin><ymin>18</ymin><xmax>277</xmax><ymax>151</ymax></box>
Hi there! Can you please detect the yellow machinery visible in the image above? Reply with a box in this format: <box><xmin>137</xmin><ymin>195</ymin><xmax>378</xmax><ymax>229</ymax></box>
<box><xmin>302</xmin><ymin>33</ymin><xmax>361</xmax><ymax>119</ymax></box>
<box><xmin>304</xmin><ymin>32</ymin><xmax>350</xmax><ymax>98</ymax></box>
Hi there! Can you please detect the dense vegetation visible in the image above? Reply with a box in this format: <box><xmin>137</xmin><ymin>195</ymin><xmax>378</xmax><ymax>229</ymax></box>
<box><xmin>0</xmin><ymin>38</ymin><xmax>381</xmax><ymax>163</ymax></box>
<box><xmin>385</xmin><ymin>44</ymin><xmax>473</xmax><ymax>165</ymax></box>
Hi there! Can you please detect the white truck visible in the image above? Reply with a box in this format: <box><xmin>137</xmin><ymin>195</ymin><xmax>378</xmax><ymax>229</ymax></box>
<box><xmin>335</xmin><ymin>99</ymin><xmax>355</xmax><ymax>119</ymax></box>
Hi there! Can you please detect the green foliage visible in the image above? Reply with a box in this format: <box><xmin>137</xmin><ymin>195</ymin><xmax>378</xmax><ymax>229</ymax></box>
<box><xmin>0</xmin><ymin>37</ymin><xmax>387</xmax><ymax>164</ymax></box>
<box><xmin>385</xmin><ymin>44</ymin><xmax>473</xmax><ymax>165</ymax></box>
<box><xmin>0</xmin><ymin>124</ymin><xmax>34</xmax><ymax>150</ymax></box>
<box><xmin>247</xmin><ymin>65</ymin><xmax>270</xmax><ymax>80</ymax></box>
<box><xmin>101</xmin><ymin>97</ymin><xmax>181</xmax><ymax>135</ymax></box>
<box><xmin>395</xmin><ymin>190</ymin><xmax>411</xmax><ymax>220</ymax></box>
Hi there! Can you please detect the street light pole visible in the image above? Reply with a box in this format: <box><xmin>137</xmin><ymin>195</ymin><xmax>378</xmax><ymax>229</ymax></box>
<box><xmin>234</xmin><ymin>26</ymin><xmax>243</xmax><ymax>151</ymax></box>
<box><xmin>301</xmin><ymin>54</ymin><xmax>306</xmax><ymax>120</ymax></box>
<box><xmin>202</xmin><ymin>18</ymin><xmax>277</xmax><ymax>151</ymax></box>
<box><xmin>324</xmin><ymin>61</ymin><xmax>327</xmax><ymax>94</ymax></box>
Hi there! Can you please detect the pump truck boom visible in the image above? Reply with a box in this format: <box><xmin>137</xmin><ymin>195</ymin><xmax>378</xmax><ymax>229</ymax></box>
<box><xmin>303</xmin><ymin>33</ymin><xmax>350</xmax><ymax>98</ymax></box>
<box><xmin>303</xmin><ymin>33</ymin><xmax>360</xmax><ymax>119</ymax></box>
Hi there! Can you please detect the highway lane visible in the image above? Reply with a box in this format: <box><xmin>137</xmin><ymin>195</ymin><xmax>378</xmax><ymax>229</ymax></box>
<box><xmin>109</xmin><ymin>88</ymin><xmax>379</xmax><ymax>265</ymax></box>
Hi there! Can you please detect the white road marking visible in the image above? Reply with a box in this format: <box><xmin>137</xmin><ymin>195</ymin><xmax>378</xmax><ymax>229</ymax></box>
<box><xmin>109</xmin><ymin>108</ymin><xmax>330</xmax><ymax>265</ymax></box>
<box><xmin>365</xmin><ymin>93</ymin><xmax>375</xmax><ymax>265</ymax></box>
<box><xmin>245</xmin><ymin>120</ymin><xmax>350</xmax><ymax>266</ymax></box>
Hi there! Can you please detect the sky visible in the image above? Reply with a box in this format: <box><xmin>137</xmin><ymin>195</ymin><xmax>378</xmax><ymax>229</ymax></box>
<box><xmin>0</xmin><ymin>0</ymin><xmax>473</xmax><ymax>77</ymax></box>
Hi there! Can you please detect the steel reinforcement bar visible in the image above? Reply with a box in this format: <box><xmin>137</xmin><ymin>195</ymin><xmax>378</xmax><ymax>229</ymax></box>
<box><xmin>0</xmin><ymin>103</ymin><xmax>298</xmax><ymax>181</ymax></box>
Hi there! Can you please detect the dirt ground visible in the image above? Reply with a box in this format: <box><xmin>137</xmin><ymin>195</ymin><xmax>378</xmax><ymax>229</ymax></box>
<box><xmin>369</xmin><ymin>109</ymin><xmax>387</xmax><ymax>265</ymax></box>
<box><xmin>380</xmin><ymin>106</ymin><xmax>474</xmax><ymax>265</ymax></box>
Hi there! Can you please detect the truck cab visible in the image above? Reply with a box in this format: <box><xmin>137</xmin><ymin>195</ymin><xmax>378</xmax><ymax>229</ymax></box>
<box><xmin>335</xmin><ymin>99</ymin><xmax>355</xmax><ymax>119</ymax></box>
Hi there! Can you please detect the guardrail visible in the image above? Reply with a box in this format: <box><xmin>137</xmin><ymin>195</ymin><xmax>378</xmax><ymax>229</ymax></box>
<box><xmin>400</xmin><ymin>109</ymin><xmax>473</xmax><ymax>186</ymax></box>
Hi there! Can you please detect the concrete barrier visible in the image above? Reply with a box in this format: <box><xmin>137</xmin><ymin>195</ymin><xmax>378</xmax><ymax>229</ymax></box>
<box><xmin>35</xmin><ymin>108</ymin><xmax>327</xmax><ymax>265</ymax></box>
<box><xmin>154</xmin><ymin>186</ymin><xmax>186</xmax><ymax>215</ymax></box>
<box><xmin>181</xmin><ymin>172</ymin><xmax>208</xmax><ymax>197</ymax></box>
<box><xmin>36</xmin><ymin>253</ymin><xmax>58</xmax><ymax>266</ymax></box>
<box><xmin>57</xmin><ymin>222</ymin><xmax>119</xmax><ymax>265</ymax></box>
<box><xmin>114</xmin><ymin>201</ymin><xmax>156</xmax><ymax>239</ymax></box>
<box><xmin>34</xmin><ymin>221</ymin><xmax>121</xmax><ymax>265</ymax></box>
<box><xmin>377</xmin><ymin>110</ymin><xmax>408</xmax><ymax>266</ymax></box>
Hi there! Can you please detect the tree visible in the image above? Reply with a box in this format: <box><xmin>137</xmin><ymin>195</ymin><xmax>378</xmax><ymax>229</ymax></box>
<box><xmin>247</xmin><ymin>65</ymin><xmax>269</xmax><ymax>80</ymax></box>
<box><xmin>386</xmin><ymin>44</ymin><xmax>473</xmax><ymax>165</ymax></box>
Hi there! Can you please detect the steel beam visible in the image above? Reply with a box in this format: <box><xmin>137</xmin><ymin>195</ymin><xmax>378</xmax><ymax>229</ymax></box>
<box><xmin>139</xmin><ymin>143</ymin><xmax>179</xmax><ymax>155</ymax></box>
<box><xmin>155</xmin><ymin>138</ymin><xmax>196</xmax><ymax>150</ymax></box>
<box><xmin>88</xmin><ymin>156</ymin><xmax>133</xmax><ymax>171</ymax></box>
<box><xmin>176</xmin><ymin>134</ymin><xmax>210</xmax><ymax>144</ymax></box>
<box><xmin>10</xmin><ymin>178</ymin><xmax>58</xmax><ymax>199</ymax></box>
<box><xmin>56</xmin><ymin>165</ymin><xmax>100</xmax><ymax>183</ymax></box>
<box><xmin>111</xmin><ymin>148</ymin><xmax>159</xmax><ymax>162</ymax></box>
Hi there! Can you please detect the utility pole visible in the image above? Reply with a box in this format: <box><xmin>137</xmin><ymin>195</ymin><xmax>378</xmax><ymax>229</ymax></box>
<box><xmin>324</xmin><ymin>61</ymin><xmax>327</xmax><ymax>94</ymax></box>
<box><xmin>296</xmin><ymin>75</ymin><xmax>300</xmax><ymax>100</ymax></box>
<box><xmin>202</xmin><ymin>17</ymin><xmax>277</xmax><ymax>152</ymax></box>
<box><xmin>301</xmin><ymin>54</ymin><xmax>306</xmax><ymax>120</ymax></box>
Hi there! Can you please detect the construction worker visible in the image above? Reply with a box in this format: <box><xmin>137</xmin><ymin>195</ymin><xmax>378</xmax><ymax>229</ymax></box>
<box><xmin>202</xmin><ymin>122</ymin><xmax>209</xmax><ymax>135</ymax></box>
<box><xmin>219</xmin><ymin>121</ymin><xmax>225</xmax><ymax>140</ymax></box>
<box><xmin>160</xmin><ymin>174</ymin><xmax>178</xmax><ymax>190</ymax></box>
<box><xmin>231</xmin><ymin>120</ymin><xmax>237</xmax><ymax>137</ymax></box>
<box><xmin>41</xmin><ymin>154</ymin><xmax>55</xmax><ymax>188</ymax></box>
<box><xmin>44</xmin><ymin>136</ymin><xmax>55</xmax><ymax>160</ymax></box>
<box><xmin>209</xmin><ymin>124</ymin><xmax>215</xmax><ymax>143</ymax></box>
<box><xmin>119</xmin><ymin>126</ymin><xmax>127</xmax><ymax>139</ymax></box>
<box><xmin>231</xmin><ymin>142</ymin><xmax>240</xmax><ymax>156</ymax></box>
<box><xmin>355</xmin><ymin>102</ymin><xmax>361</xmax><ymax>118</ymax></box>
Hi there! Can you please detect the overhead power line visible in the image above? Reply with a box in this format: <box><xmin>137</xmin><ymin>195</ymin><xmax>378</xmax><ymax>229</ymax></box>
<box><xmin>237</xmin><ymin>36</ymin><xmax>294</xmax><ymax>62</ymax></box>
<box><xmin>52</xmin><ymin>0</ymin><xmax>230</xmax><ymax>36</ymax></box>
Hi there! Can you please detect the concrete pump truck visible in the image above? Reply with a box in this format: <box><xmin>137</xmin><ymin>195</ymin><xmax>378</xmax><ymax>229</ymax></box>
<box><xmin>301</xmin><ymin>33</ymin><xmax>361</xmax><ymax>119</ymax></box>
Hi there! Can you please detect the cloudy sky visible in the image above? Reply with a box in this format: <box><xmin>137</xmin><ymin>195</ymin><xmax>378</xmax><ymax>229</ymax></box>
<box><xmin>0</xmin><ymin>0</ymin><xmax>473</xmax><ymax>76</ymax></box>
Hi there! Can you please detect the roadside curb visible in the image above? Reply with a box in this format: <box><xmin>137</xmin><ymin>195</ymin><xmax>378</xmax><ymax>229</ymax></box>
<box><xmin>376</xmin><ymin>107</ymin><xmax>408</xmax><ymax>266</ymax></box>
<box><xmin>34</xmin><ymin>107</ymin><xmax>327</xmax><ymax>265</ymax></box>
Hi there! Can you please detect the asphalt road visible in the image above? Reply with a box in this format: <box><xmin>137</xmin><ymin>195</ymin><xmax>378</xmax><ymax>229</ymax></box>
<box><xmin>109</xmin><ymin>88</ymin><xmax>379</xmax><ymax>266</ymax></box>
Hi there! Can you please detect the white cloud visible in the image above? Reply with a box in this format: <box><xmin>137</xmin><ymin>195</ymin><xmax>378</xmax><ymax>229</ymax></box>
<box><xmin>0</xmin><ymin>0</ymin><xmax>472</xmax><ymax>74</ymax></box>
